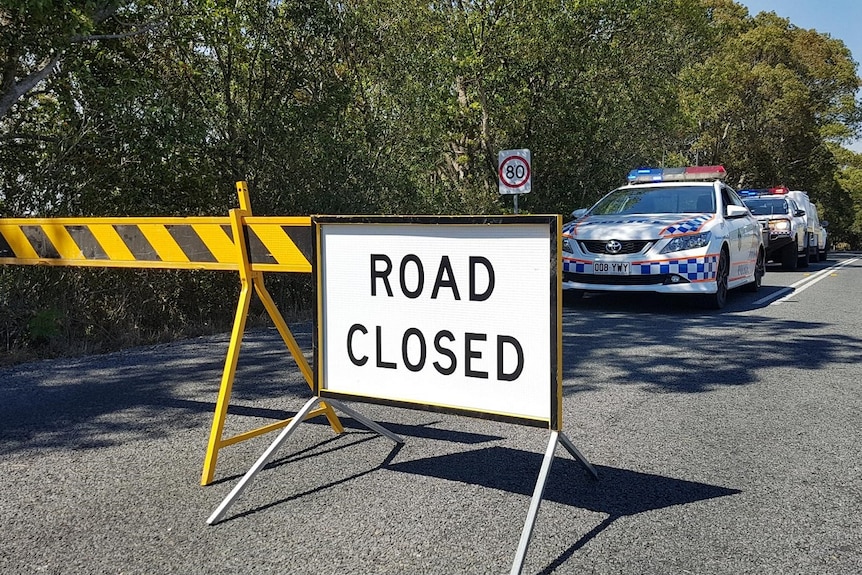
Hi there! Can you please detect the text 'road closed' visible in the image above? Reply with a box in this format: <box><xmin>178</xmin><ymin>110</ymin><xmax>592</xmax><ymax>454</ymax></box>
<box><xmin>313</xmin><ymin>216</ymin><xmax>559</xmax><ymax>426</ymax></box>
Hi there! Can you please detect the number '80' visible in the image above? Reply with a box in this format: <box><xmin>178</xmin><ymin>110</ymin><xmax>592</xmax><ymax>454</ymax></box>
<box><xmin>505</xmin><ymin>163</ymin><xmax>526</xmax><ymax>180</ymax></box>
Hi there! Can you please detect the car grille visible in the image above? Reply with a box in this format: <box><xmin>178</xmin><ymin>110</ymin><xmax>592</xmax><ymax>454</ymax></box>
<box><xmin>579</xmin><ymin>240</ymin><xmax>651</xmax><ymax>255</ymax></box>
<box><xmin>564</xmin><ymin>272</ymin><xmax>670</xmax><ymax>286</ymax></box>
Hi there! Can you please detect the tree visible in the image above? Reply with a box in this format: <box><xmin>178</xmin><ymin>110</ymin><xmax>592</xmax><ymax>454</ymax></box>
<box><xmin>0</xmin><ymin>1</ymin><xmax>167</xmax><ymax>119</ymax></box>
<box><xmin>333</xmin><ymin>0</ymin><xmax>712</xmax><ymax>215</ymax></box>
<box><xmin>680</xmin><ymin>3</ymin><xmax>860</xmax><ymax>188</ymax></box>
<box><xmin>677</xmin><ymin>1</ymin><xmax>861</xmax><ymax>243</ymax></box>
<box><xmin>832</xmin><ymin>146</ymin><xmax>862</xmax><ymax>247</ymax></box>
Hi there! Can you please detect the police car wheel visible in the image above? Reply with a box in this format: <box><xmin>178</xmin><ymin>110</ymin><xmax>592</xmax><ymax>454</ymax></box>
<box><xmin>781</xmin><ymin>242</ymin><xmax>798</xmax><ymax>270</ymax></box>
<box><xmin>743</xmin><ymin>248</ymin><xmax>765</xmax><ymax>293</ymax></box>
<box><xmin>798</xmin><ymin>245</ymin><xmax>810</xmax><ymax>268</ymax></box>
<box><xmin>700</xmin><ymin>248</ymin><xmax>729</xmax><ymax>309</ymax></box>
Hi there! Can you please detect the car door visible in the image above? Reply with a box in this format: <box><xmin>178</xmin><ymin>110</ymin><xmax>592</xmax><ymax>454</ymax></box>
<box><xmin>721</xmin><ymin>186</ymin><xmax>760</xmax><ymax>281</ymax></box>
<box><xmin>787</xmin><ymin>198</ymin><xmax>806</xmax><ymax>253</ymax></box>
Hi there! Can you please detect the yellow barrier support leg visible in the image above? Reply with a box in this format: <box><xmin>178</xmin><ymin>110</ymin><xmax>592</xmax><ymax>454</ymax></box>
<box><xmin>236</xmin><ymin>179</ymin><xmax>340</xmax><ymax>433</ymax></box>
<box><xmin>201</xmin><ymin>206</ymin><xmax>254</xmax><ymax>486</ymax></box>
<box><xmin>252</xmin><ymin>274</ymin><xmax>343</xmax><ymax>434</ymax></box>
<box><xmin>201</xmin><ymin>275</ymin><xmax>253</xmax><ymax>485</ymax></box>
<box><xmin>201</xmin><ymin>182</ymin><xmax>343</xmax><ymax>485</ymax></box>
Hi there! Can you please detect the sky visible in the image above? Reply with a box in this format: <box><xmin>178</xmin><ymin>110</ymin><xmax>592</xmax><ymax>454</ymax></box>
<box><xmin>737</xmin><ymin>0</ymin><xmax>862</xmax><ymax>150</ymax></box>
<box><xmin>737</xmin><ymin>0</ymin><xmax>862</xmax><ymax>63</ymax></box>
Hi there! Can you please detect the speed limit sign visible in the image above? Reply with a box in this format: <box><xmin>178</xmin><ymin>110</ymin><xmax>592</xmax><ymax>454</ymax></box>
<box><xmin>498</xmin><ymin>149</ymin><xmax>531</xmax><ymax>195</ymax></box>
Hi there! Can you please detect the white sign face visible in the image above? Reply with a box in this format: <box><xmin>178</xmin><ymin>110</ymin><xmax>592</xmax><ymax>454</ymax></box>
<box><xmin>498</xmin><ymin>149</ymin><xmax>532</xmax><ymax>195</ymax></box>
<box><xmin>313</xmin><ymin>216</ymin><xmax>560</xmax><ymax>427</ymax></box>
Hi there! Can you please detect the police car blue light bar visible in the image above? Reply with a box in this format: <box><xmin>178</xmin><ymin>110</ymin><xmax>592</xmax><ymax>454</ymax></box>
<box><xmin>627</xmin><ymin>165</ymin><xmax>727</xmax><ymax>184</ymax></box>
<box><xmin>627</xmin><ymin>168</ymin><xmax>664</xmax><ymax>182</ymax></box>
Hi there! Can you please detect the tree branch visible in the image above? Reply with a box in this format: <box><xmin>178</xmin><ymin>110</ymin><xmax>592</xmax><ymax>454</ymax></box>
<box><xmin>0</xmin><ymin>54</ymin><xmax>61</xmax><ymax>119</ymax></box>
<box><xmin>0</xmin><ymin>132</ymin><xmax>60</xmax><ymax>143</ymax></box>
<box><xmin>1</xmin><ymin>11</ymin><xmax>166</xmax><ymax>119</ymax></box>
<box><xmin>69</xmin><ymin>19</ymin><xmax>168</xmax><ymax>43</ymax></box>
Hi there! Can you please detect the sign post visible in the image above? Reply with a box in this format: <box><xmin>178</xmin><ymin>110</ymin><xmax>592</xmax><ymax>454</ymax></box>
<box><xmin>498</xmin><ymin>149</ymin><xmax>532</xmax><ymax>214</ymax></box>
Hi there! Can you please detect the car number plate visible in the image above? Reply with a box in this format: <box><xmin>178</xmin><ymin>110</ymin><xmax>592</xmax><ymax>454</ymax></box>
<box><xmin>594</xmin><ymin>261</ymin><xmax>630</xmax><ymax>275</ymax></box>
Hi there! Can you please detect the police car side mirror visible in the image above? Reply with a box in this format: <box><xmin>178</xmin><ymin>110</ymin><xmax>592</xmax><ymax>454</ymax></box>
<box><xmin>822</xmin><ymin>220</ymin><xmax>829</xmax><ymax>227</ymax></box>
<box><xmin>571</xmin><ymin>208</ymin><xmax>588</xmax><ymax>218</ymax></box>
<box><xmin>794</xmin><ymin>209</ymin><xmax>806</xmax><ymax>217</ymax></box>
<box><xmin>726</xmin><ymin>205</ymin><xmax>750</xmax><ymax>219</ymax></box>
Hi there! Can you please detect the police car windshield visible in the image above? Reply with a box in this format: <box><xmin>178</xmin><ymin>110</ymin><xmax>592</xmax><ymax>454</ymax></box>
<box><xmin>743</xmin><ymin>198</ymin><xmax>788</xmax><ymax>216</ymax></box>
<box><xmin>590</xmin><ymin>186</ymin><xmax>715</xmax><ymax>215</ymax></box>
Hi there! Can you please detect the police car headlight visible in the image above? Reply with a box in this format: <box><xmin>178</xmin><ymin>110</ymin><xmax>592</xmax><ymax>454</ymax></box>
<box><xmin>563</xmin><ymin>238</ymin><xmax>574</xmax><ymax>254</ymax></box>
<box><xmin>661</xmin><ymin>231</ymin><xmax>711</xmax><ymax>254</ymax></box>
<box><xmin>770</xmin><ymin>219</ymin><xmax>791</xmax><ymax>231</ymax></box>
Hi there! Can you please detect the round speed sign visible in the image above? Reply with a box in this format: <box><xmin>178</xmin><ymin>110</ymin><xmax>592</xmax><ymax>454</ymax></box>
<box><xmin>498</xmin><ymin>149</ymin><xmax>532</xmax><ymax>195</ymax></box>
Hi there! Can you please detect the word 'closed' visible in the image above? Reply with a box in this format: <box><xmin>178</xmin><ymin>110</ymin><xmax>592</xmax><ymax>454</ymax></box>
<box><xmin>346</xmin><ymin>324</ymin><xmax>524</xmax><ymax>381</ymax></box>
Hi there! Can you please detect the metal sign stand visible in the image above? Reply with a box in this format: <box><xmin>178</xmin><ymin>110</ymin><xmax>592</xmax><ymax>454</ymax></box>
<box><xmin>208</xmin><ymin>213</ymin><xmax>599</xmax><ymax>572</ymax></box>
<box><xmin>510</xmin><ymin>431</ymin><xmax>598</xmax><ymax>575</ymax></box>
<box><xmin>208</xmin><ymin>404</ymin><xmax>597</xmax><ymax>575</ymax></box>
<box><xmin>207</xmin><ymin>396</ymin><xmax>403</xmax><ymax>525</ymax></box>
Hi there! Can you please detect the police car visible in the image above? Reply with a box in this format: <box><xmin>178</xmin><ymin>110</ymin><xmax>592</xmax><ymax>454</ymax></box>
<box><xmin>739</xmin><ymin>187</ymin><xmax>809</xmax><ymax>269</ymax></box>
<box><xmin>741</xmin><ymin>186</ymin><xmax>828</xmax><ymax>265</ymax></box>
<box><xmin>562</xmin><ymin>166</ymin><xmax>765</xmax><ymax>309</ymax></box>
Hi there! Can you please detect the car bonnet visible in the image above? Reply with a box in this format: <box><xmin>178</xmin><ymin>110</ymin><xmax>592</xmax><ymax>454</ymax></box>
<box><xmin>563</xmin><ymin>213</ymin><xmax>715</xmax><ymax>240</ymax></box>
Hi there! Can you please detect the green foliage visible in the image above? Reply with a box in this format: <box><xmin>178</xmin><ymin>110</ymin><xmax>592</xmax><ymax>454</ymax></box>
<box><xmin>832</xmin><ymin>146</ymin><xmax>862</xmax><ymax>247</ymax></box>
<box><xmin>1</xmin><ymin>0</ymin><xmax>862</xmax><ymax>361</ymax></box>
<box><xmin>27</xmin><ymin>308</ymin><xmax>62</xmax><ymax>343</ymax></box>
<box><xmin>678</xmin><ymin>2</ymin><xmax>860</xmax><ymax>242</ymax></box>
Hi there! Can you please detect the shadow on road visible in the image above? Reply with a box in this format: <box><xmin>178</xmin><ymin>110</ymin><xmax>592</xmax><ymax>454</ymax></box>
<box><xmin>388</xmin><ymin>445</ymin><xmax>740</xmax><ymax>573</ymax></box>
<box><xmin>560</xmin><ymin>293</ymin><xmax>862</xmax><ymax>395</ymax></box>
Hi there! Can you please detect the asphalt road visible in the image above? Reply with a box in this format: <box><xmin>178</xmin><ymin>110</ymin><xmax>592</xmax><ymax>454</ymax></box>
<box><xmin>1</xmin><ymin>253</ymin><xmax>860</xmax><ymax>575</ymax></box>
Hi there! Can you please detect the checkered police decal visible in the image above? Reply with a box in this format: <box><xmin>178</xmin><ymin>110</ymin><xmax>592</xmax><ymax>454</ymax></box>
<box><xmin>632</xmin><ymin>255</ymin><xmax>718</xmax><ymax>281</ymax></box>
<box><xmin>564</xmin><ymin>255</ymin><xmax>718</xmax><ymax>281</ymax></box>
<box><xmin>660</xmin><ymin>214</ymin><xmax>713</xmax><ymax>236</ymax></box>
<box><xmin>565</xmin><ymin>260</ymin><xmax>589</xmax><ymax>273</ymax></box>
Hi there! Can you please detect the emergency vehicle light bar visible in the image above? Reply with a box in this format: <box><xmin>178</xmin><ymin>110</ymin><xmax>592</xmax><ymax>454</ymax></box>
<box><xmin>626</xmin><ymin>165</ymin><xmax>726</xmax><ymax>184</ymax></box>
<box><xmin>738</xmin><ymin>186</ymin><xmax>789</xmax><ymax>197</ymax></box>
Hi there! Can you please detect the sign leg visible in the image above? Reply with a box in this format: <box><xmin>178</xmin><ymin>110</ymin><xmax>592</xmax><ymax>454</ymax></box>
<box><xmin>208</xmin><ymin>398</ymin><xmax>404</xmax><ymax>525</ymax></box>
<box><xmin>326</xmin><ymin>399</ymin><xmax>404</xmax><ymax>444</ymax></box>
<box><xmin>510</xmin><ymin>431</ymin><xmax>559</xmax><ymax>575</ymax></box>
<box><xmin>559</xmin><ymin>432</ymin><xmax>598</xmax><ymax>479</ymax></box>
<box><xmin>207</xmin><ymin>396</ymin><xmax>323</xmax><ymax>525</ymax></box>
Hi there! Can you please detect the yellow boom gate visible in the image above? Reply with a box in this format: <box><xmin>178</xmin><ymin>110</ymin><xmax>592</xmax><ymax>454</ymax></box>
<box><xmin>0</xmin><ymin>182</ymin><xmax>343</xmax><ymax>485</ymax></box>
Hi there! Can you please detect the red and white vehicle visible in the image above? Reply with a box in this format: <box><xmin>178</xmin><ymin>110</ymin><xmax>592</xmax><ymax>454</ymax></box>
<box><xmin>562</xmin><ymin>166</ymin><xmax>765</xmax><ymax>309</ymax></box>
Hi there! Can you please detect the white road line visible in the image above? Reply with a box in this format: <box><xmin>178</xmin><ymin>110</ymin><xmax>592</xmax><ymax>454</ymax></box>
<box><xmin>753</xmin><ymin>257</ymin><xmax>860</xmax><ymax>307</ymax></box>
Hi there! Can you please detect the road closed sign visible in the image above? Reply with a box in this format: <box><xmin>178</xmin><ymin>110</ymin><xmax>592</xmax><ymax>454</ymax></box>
<box><xmin>312</xmin><ymin>215</ymin><xmax>562</xmax><ymax>428</ymax></box>
<box><xmin>498</xmin><ymin>149</ymin><xmax>532</xmax><ymax>195</ymax></box>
